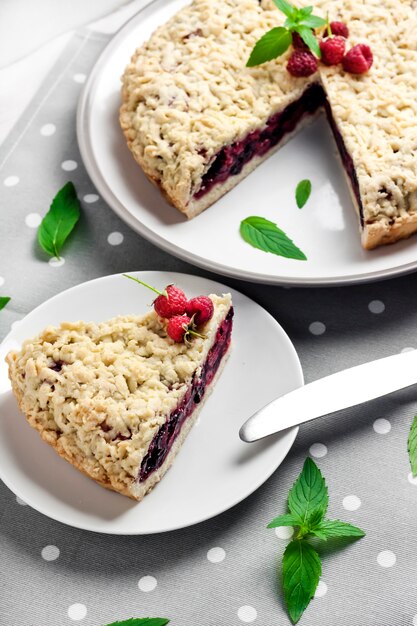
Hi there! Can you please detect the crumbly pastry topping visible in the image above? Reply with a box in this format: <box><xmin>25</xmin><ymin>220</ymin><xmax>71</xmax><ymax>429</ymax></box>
<box><xmin>120</xmin><ymin>0</ymin><xmax>315</xmax><ymax>210</ymax></box>
<box><xmin>318</xmin><ymin>0</ymin><xmax>417</xmax><ymax>228</ymax></box>
<box><xmin>120</xmin><ymin>0</ymin><xmax>417</xmax><ymax>237</ymax></box>
<box><xmin>6</xmin><ymin>294</ymin><xmax>231</xmax><ymax>494</ymax></box>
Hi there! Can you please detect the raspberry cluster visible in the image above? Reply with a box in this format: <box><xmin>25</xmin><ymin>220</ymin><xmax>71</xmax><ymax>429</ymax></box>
<box><xmin>124</xmin><ymin>275</ymin><xmax>214</xmax><ymax>343</ymax></box>
<box><xmin>287</xmin><ymin>21</ymin><xmax>373</xmax><ymax>78</ymax></box>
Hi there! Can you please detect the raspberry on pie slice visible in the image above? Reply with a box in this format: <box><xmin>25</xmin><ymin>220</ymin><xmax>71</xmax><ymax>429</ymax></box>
<box><xmin>120</xmin><ymin>0</ymin><xmax>417</xmax><ymax>250</ymax></box>
<box><xmin>6</xmin><ymin>294</ymin><xmax>233</xmax><ymax>501</ymax></box>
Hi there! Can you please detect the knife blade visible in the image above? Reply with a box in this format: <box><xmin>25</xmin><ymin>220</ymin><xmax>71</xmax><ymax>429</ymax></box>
<box><xmin>239</xmin><ymin>349</ymin><xmax>417</xmax><ymax>442</ymax></box>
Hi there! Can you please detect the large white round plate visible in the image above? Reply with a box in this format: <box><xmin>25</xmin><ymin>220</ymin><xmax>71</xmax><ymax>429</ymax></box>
<box><xmin>0</xmin><ymin>272</ymin><xmax>302</xmax><ymax>534</ymax></box>
<box><xmin>77</xmin><ymin>0</ymin><xmax>417</xmax><ymax>286</ymax></box>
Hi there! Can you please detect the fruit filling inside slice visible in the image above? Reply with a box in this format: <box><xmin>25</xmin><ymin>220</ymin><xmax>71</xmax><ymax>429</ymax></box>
<box><xmin>194</xmin><ymin>84</ymin><xmax>324</xmax><ymax>199</ymax></box>
<box><xmin>139</xmin><ymin>306</ymin><xmax>234</xmax><ymax>482</ymax></box>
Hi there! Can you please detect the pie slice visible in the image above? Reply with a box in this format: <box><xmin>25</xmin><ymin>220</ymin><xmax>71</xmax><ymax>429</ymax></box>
<box><xmin>6</xmin><ymin>294</ymin><xmax>233</xmax><ymax>501</ymax></box>
<box><xmin>119</xmin><ymin>0</ymin><xmax>417</xmax><ymax>249</ymax></box>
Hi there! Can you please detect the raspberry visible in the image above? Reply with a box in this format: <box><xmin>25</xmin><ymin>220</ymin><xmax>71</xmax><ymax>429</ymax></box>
<box><xmin>167</xmin><ymin>315</ymin><xmax>191</xmax><ymax>343</ymax></box>
<box><xmin>320</xmin><ymin>36</ymin><xmax>346</xmax><ymax>66</ymax></box>
<box><xmin>329</xmin><ymin>21</ymin><xmax>349</xmax><ymax>38</ymax></box>
<box><xmin>292</xmin><ymin>32</ymin><xmax>309</xmax><ymax>51</ymax></box>
<box><xmin>185</xmin><ymin>296</ymin><xmax>214</xmax><ymax>326</ymax></box>
<box><xmin>287</xmin><ymin>50</ymin><xmax>318</xmax><ymax>77</ymax></box>
<box><xmin>342</xmin><ymin>44</ymin><xmax>373</xmax><ymax>75</ymax></box>
<box><xmin>154</xmin><ymin>285</ymin><xmax>187</xmax><ymax>318</ymax></box>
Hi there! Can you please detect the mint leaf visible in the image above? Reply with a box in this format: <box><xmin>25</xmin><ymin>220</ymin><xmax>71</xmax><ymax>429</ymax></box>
<box><xmin>107</xmin><ymin>617</ymin><xmax>169</xmax><ymax>626</ymax></box>
<box><xmin>298</xmin><ymin>6</ymin><xmax>313</xmax><ymax>17</ymax></box>
<box><xmin>282</xmin><ymin>540</ymin><xmax>321</xmax><ymax>624</ymax></box>
<box><xmin>288</xmin><ymin>458</ymin><xmax>328</xmax><ymax>524</ymax></box>
<box><xmin>240</xmin><ymin>216</ymin><xmax>307</xmax><ymax>260</ymax></box>
<box><xmin>0</xmin><ymin>297</ymin><xmax>10</xmax><ymax>311</ymax></box>
<box><xmin>296</xmin><ymin>26</ymin><xmax>321</xmax><ymax>57</ymax></box>
<box><xmin>267</xmin><ymin>513</ymin><xmax>301</xmax><ymax>528</ymax></box>
<box><xmin>408</xmin><ymin>414</ymin><xmax>417</xmax><ymax>476</ymax></box>
<box><xmin>273</xmin><ymin>0</ymin><xmax>297</xmax><ymax>18</ymax></box>
<box><xmin>298</xmin><ymin>14</ymin><xmax>327</xmax><ymax>29</ymax></box>
<box><xmin>310</xmin><ymin>520</ymin><xmax>365</xmax><ymax>540</ymax></box>
<box><xmin>295</xmin><ymin>179</ymin><xmax>312</xmax><ymax>208</ymax></box>
<box><xmin>246</xmin><ymin>27</ymin><xmax>292</xmax><ymax>67</ymax></box>
<box><xmin>37</xmin><ymin>181</ymin><xmax>81</xmax><ymax>259</ymax></box>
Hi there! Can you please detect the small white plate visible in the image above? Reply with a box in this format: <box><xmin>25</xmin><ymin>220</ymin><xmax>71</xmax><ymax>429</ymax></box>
<box><xmin>0</xmin><ymin>272</ymin><xmax>302</xmax><ymax>534</ymax></box>
<box><xmin>77</xmin><ymin>0</ymin><xmax>417</xmax><ymax>287</ymax></box>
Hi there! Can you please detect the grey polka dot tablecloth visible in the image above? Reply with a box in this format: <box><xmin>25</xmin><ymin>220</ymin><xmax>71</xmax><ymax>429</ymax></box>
<box><xmin>2</xmin><ymin>22</ymin><xmax>417</xmax><ymax>626</ymax></box>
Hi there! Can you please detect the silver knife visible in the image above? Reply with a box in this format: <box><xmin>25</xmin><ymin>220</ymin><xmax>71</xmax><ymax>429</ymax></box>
<box><xmin>239</xmin><ymin>349</ymin><xmax>417</xmax><ymax>442</ymax></box>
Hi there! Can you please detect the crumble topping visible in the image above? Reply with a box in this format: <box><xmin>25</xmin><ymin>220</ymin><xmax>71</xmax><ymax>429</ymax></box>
<box><xmin>6</xmin><ymin>293</ymin><xmax>232</xmax><ymax>495</ymax></box>
<box><xmin>120</xmin><ymin>0</ymin><xmax>417</xmax><ymax>237</ymax></box>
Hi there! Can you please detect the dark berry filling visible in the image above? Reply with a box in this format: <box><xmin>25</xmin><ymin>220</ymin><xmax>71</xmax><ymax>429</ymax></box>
<box><xmin>139</xmin><ymin>307</ymin><xmax>234</xmax><ymax>482</ymax></box>
<box><xmin>324</xmin><ymin>100</ymin><xmax>364</xmax><ymax>226</ymax></box>
<box><xmin>194</xmin><ymin>83</ymin><xmax>325</xmax><ymax>199</ymax></box>
<box><xmin>49</xmin><ymin>360</ymin><xmax>65</xmax><ymax>372</ymax></box>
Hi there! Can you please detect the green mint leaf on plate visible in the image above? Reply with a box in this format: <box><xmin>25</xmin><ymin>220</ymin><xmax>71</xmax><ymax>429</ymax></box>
<box><xmin>296</xmin><ymin>26</ymin><xmax>321</xmax><ymax>57</ymax></box>
<box><xmin>282</xmin><ymin>540</ymin><xmax>321</xmax><ymax>624</ymax></box>
<box><xmin>295</xmin><ymin>179</ymin><xmax>312</xmax><ymax>208</ymax></box>
<box><xmin>0</xmin><ymin>297</ymin><xmax>11</xmax><ymax>311</ymax></box>
<box><xmin>37</xmin><ymin>181</ymin><xmax>81</xmax><ymax>259</ymax></box>
<box><xmin>310</xmin><ymin>520</ymin><xmax>365</xmax><ymax>540</ymax></box>
<box><xmin>288</xmin><ymin>458</ymin><xmax>328</xmax><ymax>524</ymax></box>
<box><xmin>105</xmin><ymin>619</ymin><xmax>170</xmax><ymax>626</ymax></box>
<box><xmin>273</xmin><ymin>0</ymin><xmax>297</xmax><ymax>19</ymax></box>
<box><xmin>408</xmin><ymin>413</ymin><xmax>417</xmax><ymax>476</ymax></box>
<box><xmin>240</xmin><ymin>216</ymin><xmax>307</xmax><ymax>260</ymax></box>
<box><xmin>267</xmin><ymin>513</ymin><xmax>301</xmax><ymax>528</ymax></box>
<box><xmin>298</xmin><ymin>6</ymin><xmax>313</xmax><ymax>17</ymax></box>
<box><xmin>246</xmin><ymin>27</ymin><xmax>292</xmax><ymax>67</ymax></box>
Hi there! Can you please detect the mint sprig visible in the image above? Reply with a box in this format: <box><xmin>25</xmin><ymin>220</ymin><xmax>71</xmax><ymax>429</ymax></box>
<box><xmin>408</xmin><ymin>413</ymin><xmax>417</xmax><ymax>476</ymax></box>
<box><xmin>107</xmin><ymin>617</ymin><xmax>169</xmax><ymax>626</ymax></box>
<box><xmin>240</xmin><ymin>216</ymin><xmax>307</xmax><ymax>261</ymax></box>
<box><xmin>268</xmin><ymin>458</ymin><xmax>365</xmax><ymax>623</ymax></box>
<box><xmin>247</xmin><ymin>1</ymin><xmax>326</xmax><ymax>67</ymax></box>
<box><xmin>295</xmin><ymin>179</ymin><xmax>312</xmax><ymax>208</ymax></box>
<box><xmin>37</xmin><ymin>181</ymin><xmax>81</xmax><ymax>259</ymax></box>
<box><xmin>0</xmin><ymin>297</ymin><xmax>10</xmax><ymax>311</ymax></box>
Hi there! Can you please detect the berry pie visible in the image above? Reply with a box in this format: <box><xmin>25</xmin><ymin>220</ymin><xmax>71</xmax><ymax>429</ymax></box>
<box><xmin>6</xmin><ymin>294</ymin><xmax>233</xmax><ymax>501</ymax></box>
<box><xmin>120</xmin><ymin>0</ymin><xmax>417</xmax><ymax>249</ymax></box>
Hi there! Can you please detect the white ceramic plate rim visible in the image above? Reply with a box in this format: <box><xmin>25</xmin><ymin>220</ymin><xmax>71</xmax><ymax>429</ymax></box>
<box><xmin>0</xmin><ymin>272</ymin><xmax>303</xmax><ymax>534</ymax></box>
<box><xmin>76</xmin><ymin>1</ymin><xmax>417</xmax><ymax>287</ymax></box>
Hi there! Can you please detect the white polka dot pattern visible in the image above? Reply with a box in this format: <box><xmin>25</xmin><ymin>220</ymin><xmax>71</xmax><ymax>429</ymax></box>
<box><xmin>61</xmin><ymin>160</ymin><xmax>78</xmax><ymax>171</ymax></box>
<box><xmin>4</xmin><ymin>176</ymin><xmax>19</xmax><ymax>186</ymax></box>
<box><xmin>408</xmin><ymin>472</ymin><xmax>417</xmax><ymax>485</ymax></box>
<box><xmin>67</xmin><ymin>603</ymin><xmax>87</xmax><ymax>621</ymax></box>
<box><xmin>83</xmin><ymin>194</ymin><xmax>99</xmax><ymax>203</ymax></box>
<box><xmin>41</xmin><ymin>545</ymin><xmax>60</xmax><ymax>561</ymax></box>
<box><xmin>138</xmin><ymin>575</ymin><xmax>157</xmax><ymax>592</ymax></box>
<box><xmin>342</xmin><ymin>495</ymin><xmax>361</xmax><ymax>511</ymax></box>
<box><xmin>309</xmin><ymin>443</ymin><xmax>327</xmax><ymax>458</ymax></box>
<box><xmin>25</xmin><ymin>213</ymin><xmax>42</xmax><ymax>228</ymax></box>
<box><xmin>48</xmin><ymin>256</ymin><xmax>65</xmax><ymax>267</ymax></box>
<box><xmin>377</xmin><ymin>550</ymin><xmax>396</xmax><ymax>568</ymax></box>
<box><xmin>275</xmin><ymin>526</ymin><xmax>294</xmax><ymax>540</ymax></box>
<box><xmin>368</xmin><ymin>300</ymin><xmax>385</xmax><ymax>314</ymax></box>
<box><xmin>314</xmin><ymin>580</ymin><xmax>327</xmax><ymax>598</ymax></box>
<box><xmin>373</xmin><ymin>418</ymin><xmax>391</xmax><ymax>434</ymax></box>
<box><xmin>237</xmin><ymin>605</ymin><xmax>257</xmax><ymax>622</ymax></box>
<box><xmin>107</xmin><ymin>232</ymin><xmax>124</xmax><ymax>246</ymax></box>
<box><xmin>40</xmin><ymin>124</ymin><xmax>56</xmax><ymax>136</ymax></box>
<box><xmin>309</xmin><ymin>321</ymin><xmax>326</xmax><ymax>335</ymax></box>
<box><xmin>207</xmin><ymin>547</ymin><xmax>226</xmax><ymax>563</ymax></box>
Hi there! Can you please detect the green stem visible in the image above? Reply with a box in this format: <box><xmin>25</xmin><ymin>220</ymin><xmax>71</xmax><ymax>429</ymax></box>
<box><xmin>123</xmin><ymin>274</ymin><xmax>164</xmax><ymax>296</ymax></box>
